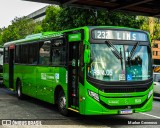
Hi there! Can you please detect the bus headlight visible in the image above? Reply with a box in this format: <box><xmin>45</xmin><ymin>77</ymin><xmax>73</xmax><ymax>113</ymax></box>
<box><xmin>88</xmin><ymin>90</ymin><xmax>99</xmax><ymax>102</ymax></box>
<box><xmin>148</xmin><ymin>89</ymin><xmax>153</xmax><ymax>99</ymax></box>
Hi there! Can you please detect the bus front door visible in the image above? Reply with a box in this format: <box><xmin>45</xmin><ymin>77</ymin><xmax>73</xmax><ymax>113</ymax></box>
<box><xmin>68</xmin><ymin>42</ymin><xmax>80</xmax><ymax>110</ymax></box>
<box><xmin>9</xmin><ymin>45</ymin><xmax>14</xmax><ymax>89</ymax></box>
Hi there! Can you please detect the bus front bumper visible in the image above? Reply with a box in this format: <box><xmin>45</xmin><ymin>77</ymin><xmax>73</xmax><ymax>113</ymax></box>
<box><xmin>82</xmin><ymin>91</ymin><xmax>153</xmax><ymax>115</ymax></box>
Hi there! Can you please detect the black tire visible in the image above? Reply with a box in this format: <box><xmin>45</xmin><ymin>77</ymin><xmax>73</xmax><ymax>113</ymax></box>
<box><xmin>58</xmin><ymin>91</ymin><xmax>68</xmax><ymax>116</ymax></box>
<box><xmin>17</xmin><ymin>80</ymin><xmax>23</xmax><ymax>99</ymax></box>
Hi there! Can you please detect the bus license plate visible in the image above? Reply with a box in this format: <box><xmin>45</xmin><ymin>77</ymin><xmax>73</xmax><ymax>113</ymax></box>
<box><xmin>120</xmin><ymin>109</ymin><xmax>132</xmax><ymax>114</ymax></box>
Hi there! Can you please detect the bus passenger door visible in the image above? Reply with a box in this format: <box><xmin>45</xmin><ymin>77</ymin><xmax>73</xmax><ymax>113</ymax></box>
<box><xmin>68</xmin><ymin>42</ymin><xmax>80</xmax><ymax>110</ymax></box>
<box><xmin>9</xmin><ymin>44</ymin><xmax>14</xmax><ymax>89</ymax></box>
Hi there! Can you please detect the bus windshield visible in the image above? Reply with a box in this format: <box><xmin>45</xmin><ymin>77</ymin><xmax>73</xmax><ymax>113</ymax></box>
<box><xmin>87</xmin><ymin>42</ymin><xmax>152</xmax><ymax>82</ymax></box>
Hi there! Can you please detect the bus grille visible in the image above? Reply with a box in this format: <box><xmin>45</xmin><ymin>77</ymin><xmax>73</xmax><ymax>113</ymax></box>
<box><xmin>87</xmin><ymin>76</ymin><xmax>153</xmax><ymax>93</ymax></box>
<box><xmin>101</xmin><ymin>87</ymin><xmax>148</xmax><ymax>93</ymax></box>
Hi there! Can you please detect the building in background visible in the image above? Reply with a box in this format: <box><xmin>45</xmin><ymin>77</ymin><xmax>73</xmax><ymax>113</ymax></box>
<box><xmin>27</xmin><ymin>6</ymin><xmax>48</xmax><ymax>22</ymax></box>
<box><xmin>152</xmin><ymin>40</ymin><xmax>160</xmax><ymax>65</ymax></box>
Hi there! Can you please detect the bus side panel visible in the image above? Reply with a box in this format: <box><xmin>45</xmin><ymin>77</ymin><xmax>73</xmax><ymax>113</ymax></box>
<box><xmin>36</xmin><ymin>66</ymin><xmax>54</xmax><ymax>103</ymax></box>
<box><xmin>79</xmin><ymin>81</ymin><xmax>104</xmax><ymax>115</ymax></box>
<box><xmin>22</xmin><ymin>65</ymin><xmax>37</xmax><ymax>98</ymax></box>
<box><xmin>79</xmin><ymin>83</ymin><xmax>86</xmax><ymax>115</ymax></box>
<box><xmin>36</xmin><ymin>67</ymin><xmax>67</xmax><ymax>104</ymax></box>
<box><xmin>13</xmin><ymin>64</ymin><xmax>22</xmax><ymax>90</ymax></box>
<box><xmin>52</xmin><ymin>67</ymin><xmax>68</xmax><ymax>104</ymax></box>
<box><xmin>14</xmin><ymin>64</ymin><xmax>68</xmax><ymax>105</ymax></box>
<box><xmin>3</xmin><ymin>64</ymin><xmax>9</xmax><ymax>88</ymax></box>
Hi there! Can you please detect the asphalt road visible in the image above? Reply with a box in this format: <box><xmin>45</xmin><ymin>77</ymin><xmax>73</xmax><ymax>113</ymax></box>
<box><xmin>0</xmin><ymin>86</ymin><xmax>160</xmax><ymax>128</ymax></box>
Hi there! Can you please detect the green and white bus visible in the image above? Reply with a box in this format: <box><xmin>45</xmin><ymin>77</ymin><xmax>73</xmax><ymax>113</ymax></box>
<box><xmin>3</xmin><ymin>26</ymin><xmax>153</xmax><ymax>115</ymax></box>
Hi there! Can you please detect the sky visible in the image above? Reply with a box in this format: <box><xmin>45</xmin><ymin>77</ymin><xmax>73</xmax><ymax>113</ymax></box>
<box><xmin>0</xmin><ymin>0</ymin><xmax>49</xmax><ymax>28</ymax></box>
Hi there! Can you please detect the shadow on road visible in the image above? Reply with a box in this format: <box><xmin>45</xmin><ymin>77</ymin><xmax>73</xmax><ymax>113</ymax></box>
<box><xmin>0</xmin><ymin>86</ymin><xmax>159</xmax><ymax>126</ymax></box>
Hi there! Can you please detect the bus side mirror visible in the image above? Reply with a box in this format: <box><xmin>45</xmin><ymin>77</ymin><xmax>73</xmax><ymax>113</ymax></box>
<box><xmin>84</xmin><ymin>49</ymin><xmax>90</xmax><ymax>64</ymax></box>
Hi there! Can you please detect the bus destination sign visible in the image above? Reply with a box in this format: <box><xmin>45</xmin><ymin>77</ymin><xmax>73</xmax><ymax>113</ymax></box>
<box><xmin>92</xmin><ymin>30</ymin><xmax>148</xmax><ymax>41</ymax></box>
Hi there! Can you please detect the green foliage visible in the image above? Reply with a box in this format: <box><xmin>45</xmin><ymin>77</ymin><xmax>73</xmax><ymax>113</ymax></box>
<box><xmin>56</xmin><ymin>7</ymin><xmax>97</xmax><ymax>30</ymax></box>
<box><xmin>1</xmin><ymin>17</ymin><xmax>41</xmax><ymax>44</ymax></box>
<box><xmin>2</xmin><ymin>26</ymin><xmax>19</xmax><ymax>43</ymax></box>
<box><xmin>153</xmin><ymin>18</ymin><xmax>160</xmax><ymax>40</ymax></box>
<box><xmin>11</xmin><ymin>17</ymin><xmax>38</xmax><ymax>39</ymax></box>
<box><xmin>56</xmin><ymin>7</ymin><xmax>143</xmax><ymax>30</ymax></box>
<box><xmin>0</xmin><ymin>28</ymin><xmax>4</xmax><ymax>44</ymax></box>
<box><xmin>33</xmin><ymin>22</ymin><xmax>43</xmax><ymax>33</ymax></box>
<box><xmin>0</xmin><ymin>33</ymin><xmax>2</xmax><ymax>45</ymax></box>
<box><xmin>42</xmin><ymin>6</ymin><xmax>61</xmax><ymax>31</ymax></box>
<box><xmin>140</xmin><ymin>16</ymin><xmax>160</xmax><ymax>40</ymax></box>
<box><xmin>139</xmin><ymin>16</ymin><xmax>149</xmax><ymax>31</ymax></box>
<box><xmin>34</xmin><ymin>25</ymin><xmax>43</xmax><ymax>33</ymax></box>
<box><xmin>41</xmin><ymin>6</ymin><xmax>143</xmax><ymax>31</ymax></box>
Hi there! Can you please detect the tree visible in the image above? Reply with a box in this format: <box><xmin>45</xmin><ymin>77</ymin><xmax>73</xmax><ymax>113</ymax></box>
<box><xmin>2</xmin><ymin>26</ymin><xmax>19</xmax><ymax>43</ymax></box>
<box><xmin>42</xmin><ymin>6</ymin><xmax>61</xmax><ymax>31</ymax></box>
<box><xmin>140</xmin><ymin>16</ymin><xmax>160</xmax><ymax>40</ymax></box>
<box><xmin>42</xmin><ymin>6</ymin><xmax>143</xmax><ymax>31</ymax></box>
<box><xmin>1</xmin><ymin>16</ymin><xmax>41</xmax><ymax>44</ymax></box>
<box><xmin>0</xmin><ymin>28</ymin><xmax>3</xmax><ymax>44</ymax></box>
<box><xmin>33</xmin><ymin>22</ymin><xmax>43</xmax><ymax>33</ymax></box>
<box><xmin>0</xmin><ymin>34</ymin><xmax>2</xmax><ymax>45</ymax></box>
<box><xmin>56</xmin><ymin>7</ymin><xmax>144</xmax><ymax>30</ymax></box>
<box><xmin>11</xmin><ymin>17</ymin><xmax>38</xmax><ymax>39</ymax></box>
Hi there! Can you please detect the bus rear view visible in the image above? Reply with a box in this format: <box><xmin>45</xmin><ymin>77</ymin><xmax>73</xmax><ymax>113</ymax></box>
<box><xmin>84</xmin><ymin>27</ymin><xmax>153</xmax><ymax>115</ymax></box>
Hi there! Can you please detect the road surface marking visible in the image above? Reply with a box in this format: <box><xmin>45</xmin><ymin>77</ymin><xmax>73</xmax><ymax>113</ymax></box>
<box><xmin>140</xmin><ymin>113</ymin><xmax>160</xmax><ymax>119</ymax></box>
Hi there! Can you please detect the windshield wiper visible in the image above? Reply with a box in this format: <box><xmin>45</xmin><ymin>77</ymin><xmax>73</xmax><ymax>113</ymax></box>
<box><xmin>130</xmin><ymin>41</ymin><xmax>140</xmax><ymax>60</ymax></box>
<box><xmin>105</xmin><ymin>40</ymin><xmax>123</xmax><ymax>70</ymax></box>
<box><xmin>105</xmin><ymin>40</ymin><xmax>123</xmax><ymax>60</ymax></box>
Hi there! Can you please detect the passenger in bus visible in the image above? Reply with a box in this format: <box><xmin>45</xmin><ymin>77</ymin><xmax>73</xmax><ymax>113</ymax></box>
<box><xmin>39</xmin><ymin>48</ymin><xmax>45</xmax><ymax>65</ymax></box>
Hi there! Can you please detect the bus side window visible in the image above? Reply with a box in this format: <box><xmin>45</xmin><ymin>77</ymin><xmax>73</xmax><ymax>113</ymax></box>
<box><xmin>4</xmin><ymin>47</ymin><xmax>9</xmax><ymax>63</ymax></box>
<box><xmin>51</xmin><ymin>39</ymin><xmax>66</xmax><ymax>66</ymax></box>
<box><xmin>28</xmin><ymin>43</ymin><xmax>38</xmax><ymax>64</ymax></box>
<box><xmin>15</xmin><ymin>45</ymin><xmax>21</xmax><ymax>63</ymax></box>
<box><xmin>39</xmin><ymin>42</ymin><xmax>50</xmax><ymax>65</ymax></box>
<box><xmin>21</xmin><ymin>44</ymin><xmax>28</xmax><ymax>64</ymax></box>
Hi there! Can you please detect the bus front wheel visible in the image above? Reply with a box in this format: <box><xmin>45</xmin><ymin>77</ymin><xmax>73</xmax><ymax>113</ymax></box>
<box><xmin>58</xmin><ymin>91</ymin><xmax>68</xmax><ymax>116</ymax></box>
<box><xmin>17</xmin><ymin>80</ymin><xmax>23</xmax><ymax>99</ymax></box>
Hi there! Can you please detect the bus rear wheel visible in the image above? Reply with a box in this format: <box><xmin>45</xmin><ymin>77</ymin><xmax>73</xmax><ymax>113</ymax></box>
<box><xmin>58</xmin><ymin>91</ymin><xmax>68</xmax><ymax>116</ymax></box>
<box><xmin>17</xmin><ymin>80</ymin><xmax>23</xmax><ymax>99</ymax></box>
